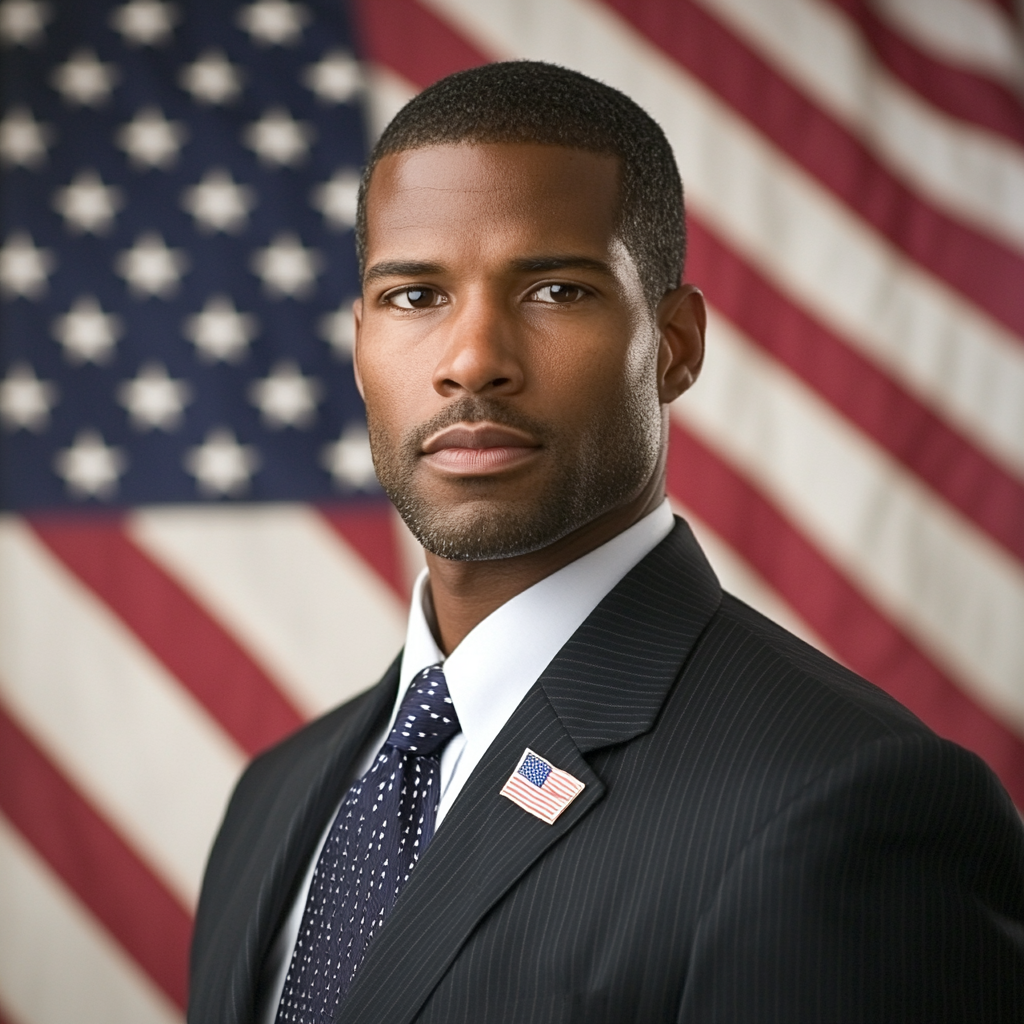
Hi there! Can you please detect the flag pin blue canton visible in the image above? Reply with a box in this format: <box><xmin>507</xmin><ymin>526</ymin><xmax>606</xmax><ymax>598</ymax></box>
<box><xmin>500</xmin><ymin>748</ymin><xmax>585</xmax><ymax>824</ymax></box>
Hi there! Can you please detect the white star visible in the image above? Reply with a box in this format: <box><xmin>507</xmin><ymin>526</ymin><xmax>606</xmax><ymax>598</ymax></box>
<box><xmin>311</xmin><ymin>168</ymin><xmax>359</xmax><ymax>230</ymax></box>
<box><xmin>0</xmin><ymin>105</ymin><xmax>53</xmax><ymax>167</ymax></box>
<box><xmin>52</xmin><ymin>295</ymin><xmax>123</xmax><ymax>364</ymax></box>
<box><xmin>178</xmin><ymin>49</ymin><xmax>244</xmax><ymax>105</ymax></box>
<box><xmin>116</xmin><ymin>106</ymin><xmax>187</xmax><ymax>170</ymax></box>
<box><xmin>302</xmin><ymin>49</ymin><xmax>362</xmax><ymax>103</ymax></box>
<box><xmin>109</xmin><ymin>0</ymin><xmax>178</xmax><ymax>46</ymax></box>
<box><xmin>0</xmin><ymin>230</ymin><xmax>54</xmax><ymax>298</ymax></box>
<box><xmin>181</xmin><ymin>168</ymin><xmax>255</xmax><ymax>233</ymax></box>
<box><xmin>0</xmin><ymin>361</ymin><xmax>58</xmax><ymax>431</ymax></box>
<box><xmin>248</xmin><ymin>360</ymin><xmax>322</xmax><ymax>428</ymax></box>
<box><xmin>243</xmin><ymin>106</ymin><xmax>313</xmax><ymax>167</ymax></box>
<box><xmin>322</xmin><ymin>424</ymin><xmax>377</xmax><ymax>490</ymax></box>
<box><xmin>236</xmin><ymin>0</ymin><xmax>309</xmax><ymax>46</ymax></box>
<box><xmin>51</xmin><ymin>49</ymin><xmax>118</xmax><ymax>107</ymax></box>
<box><xmin>251</xmin><ymin>232</ymin><xmax>321</xmax><ymax>298</ymax></box>
<box><xmin>115</xmin><ymin>232</ymin><xmax>188</xmax><ymax>298</ymax></box>
<box><xmin>117</xmin><ymin>361</ymin><xmax>192</xmax><ymax>430</ymax></box>
<box><xmin>185</xmin><ymin>427</ymin><xmax>259</xmax><ymax>496</ymax></box>
<box><xmin>319</xmin><ymin>298</ymin><xmax>356</xmax><ymax>358</ymax></box>
<box><xmin>183</xmin><ymin>295</ymin><xmax>258</xmax><ymax>362</ymax></box>
<box><xmin>54</xmin><ymin>429</ymin><xmax>126</xmax><ymax>499</ymax></box>
<box><xmin>0</xmin><ymin>0</ymin><xmax>51</xmax><ymax>46</ymax></box>
<box><xmin>52</xmin><ymin>169</ymin><xmax>125</xmax><ymax>235</ymax></box>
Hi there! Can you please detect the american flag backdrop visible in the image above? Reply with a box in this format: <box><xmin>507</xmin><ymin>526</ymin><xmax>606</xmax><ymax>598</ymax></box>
<box><xmin>1</xmin><ymin>0</ymin><xmax>1022</xmax><ymax>1020</ymax></box>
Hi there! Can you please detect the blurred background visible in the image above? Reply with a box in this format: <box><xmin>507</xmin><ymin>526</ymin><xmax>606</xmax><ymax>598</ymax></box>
<box><xmin>1</xmin><ymin>0</ymin><xmax>1022</xmax><ymax>1019</ymax></box>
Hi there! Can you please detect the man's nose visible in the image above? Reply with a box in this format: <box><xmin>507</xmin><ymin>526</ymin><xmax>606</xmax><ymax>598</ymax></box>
<box><xmin>432</xmin><ymin>294</ymin><xmax>524</xmax><ymax>397</ymax></box>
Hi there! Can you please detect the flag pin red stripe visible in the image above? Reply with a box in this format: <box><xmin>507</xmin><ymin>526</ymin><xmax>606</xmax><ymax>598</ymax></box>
<box><xmin>500</xmin><ymin>748</ymin><xmax>585</xmax><ymax>824</ymax></box>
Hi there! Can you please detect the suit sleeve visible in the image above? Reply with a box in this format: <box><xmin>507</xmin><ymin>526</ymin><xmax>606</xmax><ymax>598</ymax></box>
<box><xmin>677</xmin><ymin>733</ymin><xmax>1024</xmax><ymax>1024</ymax></box>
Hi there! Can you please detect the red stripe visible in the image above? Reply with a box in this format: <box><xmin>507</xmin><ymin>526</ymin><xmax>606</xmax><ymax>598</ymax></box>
<box><xmin>0</xmin><ymin>704</ymin><xmax>191</xmax><ymax>1009</ymax></box>
<box><xmin>687</xmin><ymin>214</ymin><xmax>1024</xmax><ymax>563</ymax></box>
<box><xmin>831</xmin><ymin>0</ymin><xmax>1024</xmax><ymax>146</ymax></box>
<box><xmin>352</xmin><ymin>0</ymin><xmax>486</xmax><ymax>89</ymax></box>
<box><xmin>666</xmin><ymin>421</ymin><xmax>1024</xmax><ymax>807</ymax></box>
<box><xmin>318</xmin><ymin>501</ymin><xmax>410</xmax><ymax>602</ymax></box>
<box><xmin>30</xmin><ymin>516</ymin><xmax>305</xmax><ymax>757</ymax></box>
<box><xmin>602</xmin><ymin>0</ymin><xmax>1024</xmax><ymax>340</ymax></box>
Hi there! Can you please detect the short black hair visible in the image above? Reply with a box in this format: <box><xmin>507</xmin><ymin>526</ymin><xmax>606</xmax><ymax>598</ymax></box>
<box><xmin>355</xmin><ymin>61</ymin><xmax>685</xmax><ymax>310</ymax></box>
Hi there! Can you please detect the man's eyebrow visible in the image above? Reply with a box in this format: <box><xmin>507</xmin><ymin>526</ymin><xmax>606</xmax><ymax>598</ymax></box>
<box><xmin>509</xmin><ymin>255</ymin><xmax>614</xmax><ymax>276</ymax></box>
<box><xmin>363</xmin><ymin>260</ymin><xmax>446</xmax><ymax>284</ymax></box>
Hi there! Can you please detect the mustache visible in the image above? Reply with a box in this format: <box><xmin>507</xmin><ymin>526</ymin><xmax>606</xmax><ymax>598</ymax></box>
<box><xmin>403</xmin><ymin>397</ymin><xmax>553</xmax><ymax>455</ymax></box>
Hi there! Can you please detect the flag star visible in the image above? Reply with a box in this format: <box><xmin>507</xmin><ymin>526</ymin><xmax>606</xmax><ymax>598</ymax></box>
<box><xmin>311</xmin><ymin>168</ymin><xmax>359</xmax><ymax>229</ymax></box>
<box><xmin>109</xmin><ymin>0</ymin><xmax>178</xmax><ymax>46</ymax></box>
<box><xmin>319</xmin><ymin>299</ymin><xmax>356</xmax><ymax>358</ymax></box>
<box><xmin>52</xmin><ymin>169</ymin><xmax>125</xmax><ymax>234</ymax></box>
<box><xmin>322</xmin><ymin>424</ymin><xmax>377</xmax><ymax>490</ymax></box>
<box><xmin>54</xmin><ymin>429</ymin><xmax>127</xmax><ymax>499</ymax></box>
<box><xmin>51</xmin><ymin>49</ymin><xmax>118</xmax><ymax>107</ymax></box>
<box><xmin>0</xmin><ymin>230</ymin><xmax>54</xmax><ymax>298</ymax></box>
<box><xmin>117</xmin><ymin>361</ymin><xmax>192</xmax><ymax>430</ymax></box>
<box><xmin>0</xmin><ymin>0</ymin><xmax>51</xmax><ymax>46</ymax></box>
<box><xmin>184</xmin><ymin>295</ymin><xmax>258</xmax><ymax>362</ymax></box>
<box><xmin>181</xmin><ymin>168</ymin><xmax>255</xmax><ymax>233</ymax></box>
<box><xmin>243</xmin><ymin>106</ymin><xmax>314</xmax><ymax>167</ymax></box>
<box><xmin>248</xmin><ymin>359</ymin><xmax>322</xmax><ymax>428</ymax></box>
<box><xmin>185</xmin><ymin>427</ymin><xmax>259</xmax><ymax>496</ymax></box>
<box><xmin>116</xmin><ymin>106</ymin><xmax>187</xmax><ymax>170</ymax></box>
<box><xmin>302</xmin><ymin>49</ymin><xmax>361</xmax><ymax>103</ymax></box>
<box><xmin>179</xmin><ymin>48</ymin><xmax>243</xmax><ymax>105</ymax></box>
<box><xmin>0</xmin><ymin>105</ymin><xmax>53</xmax><ymax>167</ymax></box>
<box><xmin>0</xmin><ymin>361</ymin><xmax>58</xmax><ymax>431</ymax></box>
<box><xmin>250</xmin><ymin>232</ymin><xmax>321</xmax><ymax>297</ymax></box>
<box><xmin>236</xmin><ymin>0</ymin><xmax>309</xmax><ymax>46</ymax></box>
<box><xmin>115</xmin><ymin>232</ymin><xmax>188</xmax><ymax>298</ymax></box>
<box><xmin>52</xmin><ymin>295</ymin><xmax>123</xmax><ymax>363</ymax></box>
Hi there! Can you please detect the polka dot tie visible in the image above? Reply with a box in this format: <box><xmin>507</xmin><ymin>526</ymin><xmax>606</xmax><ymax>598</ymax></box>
<box><xmin>275</xmin><ymin>666</ymin><xmax>460</xmax><ymax>1023</ymax></box>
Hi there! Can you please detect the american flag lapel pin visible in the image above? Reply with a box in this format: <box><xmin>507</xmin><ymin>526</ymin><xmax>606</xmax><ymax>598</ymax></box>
<box><xmin>500</xmin><ymin>748</ymin><xmax>585</xmax><ymax>824</ymax></box>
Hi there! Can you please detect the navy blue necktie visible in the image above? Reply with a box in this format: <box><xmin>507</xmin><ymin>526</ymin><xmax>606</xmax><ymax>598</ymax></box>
<box><xmin>275</xmin><ymin>666</ymin><xmax>460</xmax><ymax>1023</ymax></box>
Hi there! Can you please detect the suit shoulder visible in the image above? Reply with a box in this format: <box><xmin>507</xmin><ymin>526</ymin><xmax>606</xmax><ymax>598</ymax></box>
<box><xmin>710</xmin><ymin>589</ymin><xmax>928</xmax><ymax>738</ymax></box>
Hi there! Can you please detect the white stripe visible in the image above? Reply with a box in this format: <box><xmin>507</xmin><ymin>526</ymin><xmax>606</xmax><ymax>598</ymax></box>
<box><xmin>0</xmin><ymin>813</ymin><xmax>182</xmax><ymax>1024</ymax></box>
<box><xmin>672</xmin><ymin>308</ymin><xmax>1024</xmax><ymax>734</ymax></box>
<box><xmin>0</xmin><ymin>518</ymin><xmax>245</xmax><ymax>908</ymax></box>
<box><xmin>670</xmin><ymin>499</ymin><xmax>836</xmax><ymax>659</ymax></box>
<box><xmin>423</xmin><ymin>0</ymin><xmax>1024</xmax><ymax>481</ymax></box>
<box><xmin>876</xmin><ymin>0</ymin><xmax>1024</xmax><ymax>90</ymax></box>
<box><xmin>365</xmin><ymin>63</ymin><xmax>419</xmax><ymax>142</ymax></box>
<box><xmin>130</xmin><ymin>504</ymin><xmax>406</xmax><ymax>717</ymax></box>
<box><xmin>693</xmin><ymin>0</ymin><xmax>1024</xmax><ymax>254</ymax></box>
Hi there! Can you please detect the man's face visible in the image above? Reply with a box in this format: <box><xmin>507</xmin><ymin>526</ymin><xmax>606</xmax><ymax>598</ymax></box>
<box><xmin>354</xmin><ymin>142</ymin><xmax>666</xmax><ymax>561</ymax></box>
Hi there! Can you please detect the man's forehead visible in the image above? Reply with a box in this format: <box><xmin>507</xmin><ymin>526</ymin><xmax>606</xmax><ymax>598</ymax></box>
<box><xmin>363</xmin><ymin>142</ymin><xmax>623</xmax><ymax>263</ymax></box>
<box><xmin>370</xmin><ymin>141</ymin><xmax>620</xmax><ymax>194</ymax></box>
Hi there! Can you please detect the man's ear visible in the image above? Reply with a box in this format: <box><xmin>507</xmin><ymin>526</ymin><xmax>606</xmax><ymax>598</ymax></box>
<box><xmin>656</xmin><ymin>284</ymin><xmax>706</xmax><ymax>405</ymax></box>
<box><xmin>352</xmin><ymin>297</ymin><xmax>365</xmax><ymax>399</ymax></box>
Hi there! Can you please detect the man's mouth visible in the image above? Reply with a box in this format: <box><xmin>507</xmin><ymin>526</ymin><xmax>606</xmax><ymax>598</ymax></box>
<box><xmin>420</xmin><ymin>422</ymin><xmax>541</xmax><ymax>474</ymax></box>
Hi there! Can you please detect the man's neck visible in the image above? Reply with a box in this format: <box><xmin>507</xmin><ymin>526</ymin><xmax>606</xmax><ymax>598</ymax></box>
<box><xmin>423</xmin><ymin>476</ymin><xmax>666</xmax><ymax>654</ymax></box>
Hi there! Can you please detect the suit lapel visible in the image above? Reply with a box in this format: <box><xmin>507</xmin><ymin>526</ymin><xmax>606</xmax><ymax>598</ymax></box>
<box><xmin>339</xmin><ymin>519</ymin><xmax>721</xmax><ymax>1024</ymax></box>
<box><xmin>215</xmin><ymin>661</ymin><xmax>399</xmax><ymax>1024</ymax></box>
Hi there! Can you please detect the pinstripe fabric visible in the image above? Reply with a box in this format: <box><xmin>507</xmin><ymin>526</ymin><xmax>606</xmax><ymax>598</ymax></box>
<box><xmin>189</xmin><ymin>521</ymin><xmax>1024</xmax><ymax>1023</ymax></box>
<box><xmin>189</xmin><ymin>658</ymin><xmax>401</xmax><ymax>1024</ymax></box>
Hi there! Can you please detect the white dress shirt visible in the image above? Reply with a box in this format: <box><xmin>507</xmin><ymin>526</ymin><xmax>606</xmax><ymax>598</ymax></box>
<box><xmin>256</xmin><ymin>500</ymin><xmax>675</xmax><ymax>1022</ymax></box>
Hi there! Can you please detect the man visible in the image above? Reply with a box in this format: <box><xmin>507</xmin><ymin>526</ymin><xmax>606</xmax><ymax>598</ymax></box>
<box><xmin>189</xmin><ymin>62</ymin><xmax>1024</xmax><ymax>1023</ymax></box>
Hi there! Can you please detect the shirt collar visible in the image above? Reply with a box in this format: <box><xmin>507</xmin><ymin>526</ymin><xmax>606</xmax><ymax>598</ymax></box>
<box><xmin>395</xmin><ymin>500</ymin><xmax>675</xmax><ymax>764</ymax></box>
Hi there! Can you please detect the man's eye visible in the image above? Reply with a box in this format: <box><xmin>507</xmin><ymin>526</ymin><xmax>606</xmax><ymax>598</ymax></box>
<box><xmin>532</xmin><ymin>283</ymin><xmax>586</xmax><ymax>304</ymax></box>
<box><xmin>387</xmin><ymin>287</ymin><xmax>442</xmax><ymax>309</ymax></box>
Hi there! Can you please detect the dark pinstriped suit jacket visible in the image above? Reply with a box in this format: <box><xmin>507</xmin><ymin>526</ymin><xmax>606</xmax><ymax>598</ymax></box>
<box><xmin>189</xmin><ymin>518</ymin><xmax>1024</xmax><ymax>1023</ymax></box>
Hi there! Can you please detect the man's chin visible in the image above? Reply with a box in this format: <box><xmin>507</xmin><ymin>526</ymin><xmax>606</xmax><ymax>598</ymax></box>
<box><xmin>394</xmin><ymin>495</ymin><xmax>581</xmax><ymax>563</ymax></box>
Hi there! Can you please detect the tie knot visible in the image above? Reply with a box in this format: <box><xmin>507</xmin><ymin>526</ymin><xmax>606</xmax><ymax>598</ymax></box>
<box><xmin>386</xmin><ymin>665</ymin><xmax>460</xmax><ymax>756</ymax></box>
